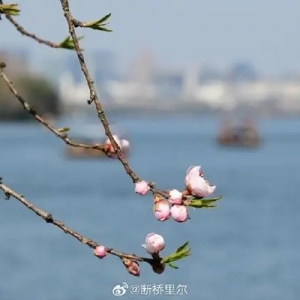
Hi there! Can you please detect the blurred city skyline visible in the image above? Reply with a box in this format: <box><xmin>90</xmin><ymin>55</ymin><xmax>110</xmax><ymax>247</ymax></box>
<box><xmin>1</xmin><ymin>0</ymin><xmax>300</xmax><ymax>75</ymax></box>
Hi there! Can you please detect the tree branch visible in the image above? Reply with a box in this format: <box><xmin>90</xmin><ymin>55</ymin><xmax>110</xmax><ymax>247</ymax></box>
<box><xmin>5</xmin><ymin>15</ymin><xmax>63</xmax><ymax>48</ymax></box>
<box><xmin>0</xmin><ymin>178</ymin><xmax>153</xmax><ymax>264</ymax></box>
<box><xmin>59</xmin><ymin>0</ymin><xmax>140</xmax><ymax>183</ymax></box>
<box><xmin>0</xmin><ymin>63</ymin><xmax>107</xmax><ymax>153</ymax></box>
<box><xmin>0</xmin><ymin>62</ymin><xmax>169</xmax><ymax>198</ymax></box>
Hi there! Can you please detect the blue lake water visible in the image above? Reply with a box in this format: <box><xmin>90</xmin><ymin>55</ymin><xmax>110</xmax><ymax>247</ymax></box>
<box><xmin>1</xmin><ymin>115</ymin><xmax>300</xmax><ymax>300</ymax></box>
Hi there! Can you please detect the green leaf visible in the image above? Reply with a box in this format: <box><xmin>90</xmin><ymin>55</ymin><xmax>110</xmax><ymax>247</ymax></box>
<box><xmin>175</xmin><ymin>241</ymin><xmax>189</xmax><ymax>254</ymax></box>
<box><xmin>187</xmin><ymin>196</ymin><xmax>222</xmax><ymax>209</ymax></box>
<box><xmin>98</xmin><ymin>13</ymin><xmax>111</xmax><ymax>24</ymax></box>
<box><xmin>0</xmin><ymin>4</ymin><xmax>20</xmax><ymax>16</ymax></box>
<box><xmin>84</xmin><ymin>13</ymin><xmax>112</xmax><ymax>32</ymax></box>
<box><xmin>167</xmin><ymin>263</ymin><xmax>179</xmax><ymax>269</ymax></box>
<box><xmin>161</xmin><ymin>241</ymin><xmax>191</xmax><ymax>265</ymax></box>
<box><xmin>57</xmin><ymin>127</ymin><xmax>70</xmax><ymax>133</ymax></box>
<box><xmin>58</xmin><ymin>35</ymin><xmax>84</xmax><ymax>50</ymax></box>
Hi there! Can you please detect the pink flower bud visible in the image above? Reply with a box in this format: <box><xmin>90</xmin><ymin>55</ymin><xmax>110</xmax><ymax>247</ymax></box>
<box><xmin>153</xmin><ymin>196</ymin><xmax>171</xmax><ymax>222</ymax></box>
<box><xmin>170</xmin><ymin>205</ymin><xmax>189</xmax><ymax>223</ymax></box>
<box><xmin>142</xmin><ymin>233</ymin><xmax>165</xmax><ymax>254</ymax></box>
<box><xmin>93</xmin><ymin>245</ymin><xmax>107</xmax><ymax>258</ymax></box>
<box><xmin>135</xmin><ymin>180</ymin><xmax>150</xmax><ymax>196</ymax></box>
<box><xmin>122</xmin><ymin>258</ymin><xmax>140</xmax><ymax>277</ymax></box>
<box><xmin>184</xmin><ymin>166</ymin><xmax>216</xmax><ymax>197</ymax></box>
<box><xmin>168</xmin><ymin>189</ymin><xmax>183</xmax><ymax>205</ymax></box>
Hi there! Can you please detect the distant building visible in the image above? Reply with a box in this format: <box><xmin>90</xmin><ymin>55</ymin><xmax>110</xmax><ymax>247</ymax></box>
<box><xmin>152</xmin><ymin>70</ymin><xmax>183</xmax><ymax>102</ymax></box>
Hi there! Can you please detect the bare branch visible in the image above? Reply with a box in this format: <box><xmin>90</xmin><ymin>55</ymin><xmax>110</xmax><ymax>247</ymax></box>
<box><xmin>5</xmin><ymin>15</ymin><xmax>80</xmax><ymax>50</ymax></box>
<box><xmin>59</xmin><ymin>0</ymin><xmax>140</xmax><ymax>183</ymax></box>
<box><xmin>0</xmin><ymin>63</ymin><xmax>106</xmax><ymax>153</ymax></box>
<box><xmin>0</xmin><ymin>62</ymin><xmax>170</xmax><ymax>198</ymax></box>
<box><xmin>0</xmin><ymin>178</ymin><xmax>153</xmax><ymax>264</ymax></box>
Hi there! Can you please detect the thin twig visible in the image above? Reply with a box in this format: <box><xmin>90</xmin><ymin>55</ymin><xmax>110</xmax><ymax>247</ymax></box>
<box><xmin>5</xmin><ymin>15</ymin><xmax>63</xmax><ymax>49</ymax></box>
<box><xmin>0</xmin><ymin>178</ymin><xmax>153</xmax><ymax>264</ymax></box>
<box><xmin>0</xmin><ymin>62</ymin><xmax>169</xmax><ymax>198</ymax></box>
<box><xmin>59</xmin><ymin>0</ymin><xmax>139</xmax><ymax>183</ymax></box>
<box><xmin>0</xmin><ymin>63</ymin><xmax>107</xmax><ymax>153</ymax></box>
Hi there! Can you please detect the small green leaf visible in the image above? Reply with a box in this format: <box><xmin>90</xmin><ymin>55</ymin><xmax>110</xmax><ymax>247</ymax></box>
<box><xmin>57</xmin><ymin>127</ymin><xmax>70</xmax><ymax>133</ymax></box>
<box><xmin>175</xmin><ymin>241</ymin><xmax>189</xmax><ymax>254</ymax></box>
<box><xmin>98</xmin><ymin>12</ymin><xmax>111</xmax><ymax>24</ymax></box>
<box><xmin>84</xmin><ymin>13</ymin><xmax>112</xmax><ymax>32</ymax></box>
<box><xmin>0</xmin><ymin>4</ymin><xmax>20</xmax><ymax>16</ymax></box>
<box><xmin>58</xmin><ymin>35</ymin><xmax>84</xmax><ymax>50</ymax></box>
<box><xmin>167</xmin><ymin>263</ymin><xmax>179</xmax><ymax>269</ymax></box>
<box><xmin>161</xmin><ymin>241</ymin><xmax>191</xmax><ymax>265</ymax></box>
<box><xmin>188</xmin><ymin>196</ymin><xmax>222</xmax><ymax>209</ymax></box>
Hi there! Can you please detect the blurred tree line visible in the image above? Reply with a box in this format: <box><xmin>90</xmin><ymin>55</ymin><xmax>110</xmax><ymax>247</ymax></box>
<box><xmin>0</xmin><ymin>51</ymin><xmax>60</xmax><ymax>121</ymax></box>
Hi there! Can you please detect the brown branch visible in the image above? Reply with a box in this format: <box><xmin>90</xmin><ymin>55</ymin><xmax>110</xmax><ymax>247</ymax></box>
<box><xmin>0</xmin><ymin>62</ymin><xmax>107</xmax><ymax>153</ymax></box>
<box><xmin>5</xmin><ymin>15</ymin><xmax>63</xmax><ymax>49</ymax></box>
<box><xmin>0</xmin><ymin>178</ymin><xmax>153</xmax><ymax>264</ymax></box>
<box><xmin>0</xmin><ymin>62</ymin><xmax>169</xmax><ymax>198</ymax></box>
<box><xmin>59</xmin><ymin>0</ymin><xmax>139</xmax><ymax>183</ymax></box>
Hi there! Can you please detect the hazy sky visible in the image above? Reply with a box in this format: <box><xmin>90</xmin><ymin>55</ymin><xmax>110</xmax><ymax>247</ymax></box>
<box><xmin>1</xmin><ymin>0</ymin><xmax>300</xmax><ymax>75</ymax></box>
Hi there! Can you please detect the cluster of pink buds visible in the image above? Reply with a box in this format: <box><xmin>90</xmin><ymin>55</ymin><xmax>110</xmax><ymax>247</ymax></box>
<box><xmin>93</xmin><ymin>166</ymin><xmax>217</xmax><ymax>276</ymax></box>
<box><xmin>153</xmin><ymin>193</ymin><xmax>189</xmax><ymax>223</ymax></box>
<box><xmin>153</xmin><ymin>166</ymin><xmax>216</xmax><ymax>223</ymax></box>
<box><xmin>134</xmin><ymin>166</ymin><xmax>216</xmax><ymax>223</ymax></box>
<box><xmin>103</xmin><ymin>135</ymin><xmax>130</xmax><ymax>158</ymax></box>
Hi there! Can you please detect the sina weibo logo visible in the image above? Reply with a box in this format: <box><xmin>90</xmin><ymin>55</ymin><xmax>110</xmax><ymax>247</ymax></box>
<box><xmin>112</xmin><ymin>282</ymin><xmax>129</xmax><ymax>296</ymax></box>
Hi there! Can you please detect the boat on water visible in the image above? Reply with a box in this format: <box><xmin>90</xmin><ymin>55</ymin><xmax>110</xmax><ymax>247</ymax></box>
<box><xmin>65</xmin><ymin>124</ymin><xmax>130</xmax><ymax>158</ymax></box>
<box><xmin>217</xmin><ymin>118</ymin><xmax>261</xmax><ymax>148</ymax></box>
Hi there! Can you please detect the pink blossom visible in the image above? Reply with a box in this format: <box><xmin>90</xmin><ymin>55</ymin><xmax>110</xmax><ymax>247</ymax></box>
<box><xmin>93</xmin><ymin>245</ymin><xmax>107</xmax><ymax>258</ymax></box>
<box><xmin>184</xmin><ymin>165</ymin><xmax>216</xmax><ymax>197</ymax></box>
<box><xmin>168</xmin><ymin>189</ymin><xmax>183</xmax><ymax>205</ymax></box>
<box><xmin>170</xmin><ymin>205</ymin><xmax>189</xmax><ymax>223</ymax></box>
<box><xmin>135</xmin><ymin>180</ymin><xmax>150</xmax><ymax>196</ymax></box>
<box><xmin>153</xmin><ymin>197</ymin><xmax>171</xmax><ymax>222</ymax></box>
<box><xmin>142</xmin><ymin>233</ymin><xmax>165</xmax><ymax>254</ymax></box>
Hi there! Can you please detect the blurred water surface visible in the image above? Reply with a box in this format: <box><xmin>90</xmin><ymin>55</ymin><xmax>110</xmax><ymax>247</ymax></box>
<box><xmin>1</xmin><ymin>115</ymin><xmax>300</xmax><ymax>300</ymax></box>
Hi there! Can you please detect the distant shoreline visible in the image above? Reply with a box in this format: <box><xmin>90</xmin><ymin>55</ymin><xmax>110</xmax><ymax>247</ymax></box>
<box><xmin>1</xmin><ymin>106</ymin><xmax>300</xmax><ymax>123</ymax></box>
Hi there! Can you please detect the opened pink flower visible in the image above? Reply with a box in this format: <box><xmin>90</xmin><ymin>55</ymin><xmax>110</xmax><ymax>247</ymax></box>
<box><xmin>142</xmin><ymin>233</ymin><xmax>165</xmax><ymax>254</ymax></box>
<box><xmin>184</xmin><ymin>165</ymin><xmax>216</xmax><ymax>197</ymax></box>
<box><xmin>153</xmin><ymin>197</ymin><xmax>171</xmax><ymax>222</ymax></box>
<box><xmin>170</xmin><ymin>205</ymin><xmax>189</xmax><ymax>222</ymax></box>
<box><xmin>168</xmin><ymin>189</ymin><xmax>183</xmax><ymax>205</ymax></box>
<box><xmin>135</xmin><ymin>180</ymin><xmax>150</xmax><ymax>196</ymax></box>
